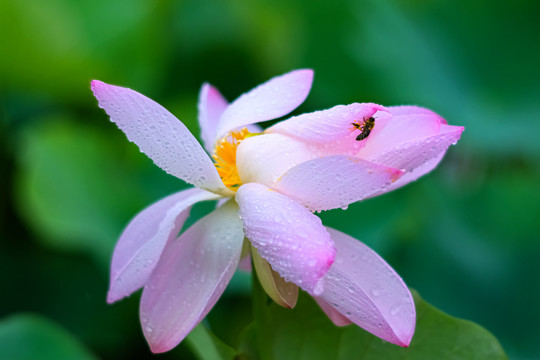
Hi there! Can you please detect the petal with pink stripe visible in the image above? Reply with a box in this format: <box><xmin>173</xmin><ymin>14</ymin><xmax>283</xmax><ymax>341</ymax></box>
<box><xmin>367</xmin><ymin>152</ymin><xmax>445</xmax><ymax>199</ymax></box>
<box><xmin>361</xmin><ymin>124</ymin><xmax>465</xmax><ymax>172</ymax></box>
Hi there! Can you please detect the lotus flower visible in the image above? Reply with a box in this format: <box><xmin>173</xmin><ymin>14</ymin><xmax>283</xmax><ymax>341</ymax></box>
<box><xmin>91</xmin><ymin>69</ymin><xmax>463</xmax><ymax>353</ymax></box>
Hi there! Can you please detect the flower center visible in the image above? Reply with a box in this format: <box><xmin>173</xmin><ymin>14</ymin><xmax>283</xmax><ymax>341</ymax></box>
<box><xmin>213</xmin><ymin>127</ymin><xmax>252</xmax><ymax>191</ymax></box>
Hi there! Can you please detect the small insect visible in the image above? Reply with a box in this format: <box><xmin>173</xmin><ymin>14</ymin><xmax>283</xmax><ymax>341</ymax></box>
<box><xmin>351</xmin><ymin>116</ymin><xmax>375</xmax><ymax>141</ymax></box>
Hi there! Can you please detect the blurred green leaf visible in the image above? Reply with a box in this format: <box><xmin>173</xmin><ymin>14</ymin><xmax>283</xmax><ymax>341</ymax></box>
<box><xmin>249</xmin><ymin>279</ymin><xmax>507</xmax><ymax>360</ymax></box>
<box><xmin>0</xmin><ymin>0</ymin><xmax>166</xmax><ymax>99</ymax></box>
<box><xmin>14</xmin><ymin>118</ymin><xmax>181</xmax><ymax>268</ymax></box>
<box><xmin>445</xmin><ymin>169</ymin><xmax>540</xmax><ymax>246</ymax></box>
<box><xmin>0</xmin><ymin>313</ymin><xmax>98</xmax><ymax>360</ymax></box>
<box><xmin>186</xmin><ymin>323</ymin><xmax>237</xmax><ymax>360</ymax></box>
<box><xmin>346</xmin><ymin>0</ymin><xmax>540</xmax><ymax>155</ymax></box>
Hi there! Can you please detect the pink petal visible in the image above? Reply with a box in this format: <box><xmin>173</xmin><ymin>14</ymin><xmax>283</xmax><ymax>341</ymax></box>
<box><xmin>318</xmin><ymin>227</ymin><xmax>416</xmax><ymax>347</ymax></box>
<box><xmin>267</xmin><ymin>103</ymin><xmax>386</xmax><ymax>143</ymax></box>
<box><xmin>107</xmin><ymin>188</ymin><xmax>221</xmax><ymax>303</ymax></box>
<box><xmin>369</xmin><ymin>152</ymin><xmax>445</xmax><ymax>198</ymax></box>
<box><xmin>273</xmin><ymin>155</ymin><xmax>403</xmax><ymax>212</ymax></box>
<box><xmin>215</xmin><ymin>69</ymin><xmax>313</xmax><ymax>139</ymax></box>
<box><xmin>235</xmin><ymin>183</ymin><xmax>336</xmax><ymax>294</ymax></box>
<box><xmin>91</xmin><ymin>80</ymin><xmax>230</xmax><ymax>195</ymax></box>
<box><xmin>238</xmin><ymin>253</ymin><xmax>252</xmax><ymax>272</ymax></box>
<box><xmin>358</xmin><ymin>114</ymin><xmax>442</xmax><ymax>160</ymax></box>
<box><xmin>198</xmin><ymin>83</ymin><xmax>229</xmax><ymax>153</ymax></box>
<box><xmin>238</xmin><ymin>238</ymin><xmax>252</xmax><ymax>272</ymax></box>
<box><xmin>313</xmin><ymin>297</ymin><xmax>352</xmax><ymax>326</ymax></box>
<box><xmin>388</xmin><ymin>105</ymin><xmax>447</xmax><ymax>124</ymax></box>
<box><xmin>236</xmin><ymin>133</ymin><xmax>314</xmax><ymax>187</ymax></box>
<box><xmin>140</xmin><ymin>201</ymin><xmax>244</xmax><ymax>353</ymax></box>
<box><xmin>361</xmin><ymin>124</ymin><xmax>465</xmax><ymax>173</ymax></box>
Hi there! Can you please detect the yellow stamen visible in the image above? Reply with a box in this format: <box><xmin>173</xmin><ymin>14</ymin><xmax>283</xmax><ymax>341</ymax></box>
<box><xmin>213</xmin><ymin>127</ymin><xmax>253</xmax><ymax>191</ymax></box>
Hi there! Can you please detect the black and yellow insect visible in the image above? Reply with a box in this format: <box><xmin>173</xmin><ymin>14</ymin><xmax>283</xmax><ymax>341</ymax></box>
<box><xmin>351</xmin><ymin>116</ymin><xmax>375</xmax><ymax>141</ymax></box>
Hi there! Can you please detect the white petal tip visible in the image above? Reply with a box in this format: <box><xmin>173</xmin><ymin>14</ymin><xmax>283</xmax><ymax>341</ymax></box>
<box><xmin>297</xmin><ymin>68</ymin><xmax>314</xmax><ymax>78</ymax></box>
<box><xmin>293</xmin><ymin>69</ymin><xmax>314</xmax><ymax>88</ymax></box>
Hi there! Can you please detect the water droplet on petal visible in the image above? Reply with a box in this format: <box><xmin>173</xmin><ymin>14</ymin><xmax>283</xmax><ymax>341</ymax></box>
<box><xmin>390</xmin><ymin>305</ymin><xmax>401</xmax><ymax>316</ymax></box>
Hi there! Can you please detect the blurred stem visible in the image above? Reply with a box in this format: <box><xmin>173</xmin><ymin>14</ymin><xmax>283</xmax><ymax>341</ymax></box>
<box><xmin>251</xmin><ymin>269</ymin><xmax>271</xmax><ymax>360</ymax></box>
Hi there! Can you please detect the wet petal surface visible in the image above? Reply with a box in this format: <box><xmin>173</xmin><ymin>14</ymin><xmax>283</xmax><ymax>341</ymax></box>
<box><xmin>91</xmin><ymin>80</ymin><xmax>230</xmax><ymax>195</ymax></box>
<box><xmin>215</xmin><ymin>69</ymin><xmax>313</xmax><ymax>138</ymax></box>
<box><xmin>317</xmin><ymin>227</ymin><xmax>416</xmax><ymax>347</ymax></box>
<box><xmin>140</xmin><ymin>201</ymin><xmax>244</xmax><ymax>353</ymax></box>
<box><xmin>313</xmin><ymin>297</ymin><xmax>353</xmax><ymax>327</ymax></box>
<box><xmin>268</xmin><ymin>103</ymin><xmax>386</xmax><ymax>143</ymax></box>
<box><xmin>107</xmin><ymin>188</ymin><xmax>220</xmax><ymax>303</ymax></box>
<box><xmin>358</xmin><ymin>113</ymin><xmax>442</xmax><ymax>160</ymax></box>
<box><xmin>274</xmin><ymin>155</ymin><xmax>403</xmax><ymax>211</ymax></box>
<box><xmin>360</xmin><ymin>124</ymin><xmax>465</xmax><ymax>173</ymax></box>
<box><xmin>236</xmin><ymin>133</ymin><xmax>314</xmax><ymax>187</ymax></box>
<box><xmin>236</xmin><ymin>183</ymin><xmax>335</xmax><ymax>294</ymax></box>
<box><xmin>387</xmin><ymin>105</ymin><xmax>447</xmax><ymax>124</ymax></box>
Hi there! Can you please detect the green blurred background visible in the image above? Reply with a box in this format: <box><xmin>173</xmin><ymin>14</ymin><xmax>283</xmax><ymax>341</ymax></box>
<box><xmin>1</xmin><ymin>0</ymin><xmax>539</xmax><ymax>359</ymax></box>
